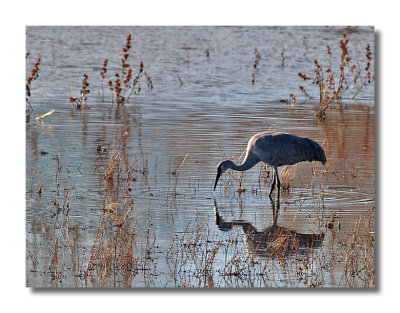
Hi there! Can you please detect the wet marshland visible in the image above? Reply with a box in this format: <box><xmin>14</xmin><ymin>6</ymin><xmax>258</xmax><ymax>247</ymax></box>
<box><xmin>26</xmin><ymin>26</ymin><xmax>374</xmax><ymax>288</ymax></box>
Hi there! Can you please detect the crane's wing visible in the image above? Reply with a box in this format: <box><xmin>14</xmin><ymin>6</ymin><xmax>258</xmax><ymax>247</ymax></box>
<box><xmin>253</xmin><ymin>134</ymin><xmax>326</xmax><ymax>166</ymax></box>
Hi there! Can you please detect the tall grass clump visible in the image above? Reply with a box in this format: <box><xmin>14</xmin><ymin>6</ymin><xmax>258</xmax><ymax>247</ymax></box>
<box><xmin>85</xmin><ymin>126</ymin><xmax>158</xmax><ymax>287</ymax></box>
<box><xmin>105</xmin><ymin>34</ymin><xmax>150</xmax><ymax>105</ymax></box>
<box><xmin>297</xmin><ymin>34</ymin><xmax>374</xmax><ymax>119</ymax></box>
<box><xmin>37</xmin><ymin>128</ymin><xmax>153</xmax><ymax>287</ymax></box>
<box><xmin>340</xmin><ymin>206</ymin><xmax>375</xmax><ymax>287</ymax></box>
<box><xmin>40</xmin><ymin>154</ymin><xmax>84</xmax><ymax>287</ymax></box>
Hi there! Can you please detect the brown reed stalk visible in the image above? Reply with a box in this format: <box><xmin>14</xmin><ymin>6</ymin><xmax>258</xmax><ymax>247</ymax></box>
<box><xmin>313</xmin><ymin>60</ymin><xmax>324</xmax><ymax>104</ymax></box>
<box><xmin>332</xmin><ymin>34</ymin><xmax>350</xmax><ymax>100</ymax></box>
<box><xmin>104</xmin><ymin>129</ymin><xmax>122</xmax><ymax>196</ymax></box>
<box><xmin>83</xmin><ymin>127</ymin><xmax>141</xmax><ymax>286</ymax></box>
<box><xmin>106</xmin><ymin>34</ymin><xmax>148</xmax><ymax>105</ymax></box>
<box><xmin>326</xmin><ymin>44</ymin><xmax>332</xmax><ymax>69</ymax></box>
<box><xmin>70</xmin><ymin>74</ymin><xmax>90</xmax><ymax>109</ymax></box>
<box><xmin>298</xmin><ymin>73</ymin><xmax>313</xmax><ymax>100</ymax></box>
<box><xmin>100</xmin><ymin>59</ymin><xmax>108</xmax><ymax>100</ymax></box>
<box><xmin>296</xmin><ymin>33</ymin><xmax>373</xmax><ymax>120</ymax></box>
<box><xmin>26</xmin><ymin>55</ymin><xmax>41</xmax><ymax>111</ymax></box>
<box><xmin>352</xmin><ymin>43</ymin><xmax>373</xmax><ymax>99</ymax></box>
<box><xmin>299</xmin><ymin>86</ymin><xmax>312</xmax><ymax>99</ymax></box>
<box><xmin>144</xmin><ymin>71</ymin><xmax>153</xmax><ymax>90</ymax></box>
<box><xmin>340</xmin><ymin>206</ymin><xmax>375</xmax><ymax>287</ymax></box>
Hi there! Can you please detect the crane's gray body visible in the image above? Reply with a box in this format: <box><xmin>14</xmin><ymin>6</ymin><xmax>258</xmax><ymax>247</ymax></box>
<box><xmin>247</xmin><ymin>132</ymin><xmax>326</xmax><ymax>167</ymax></box>
<box><xmin>214</xmin><ymin>132</ymin><xmax>326</xmax><ymax>198</ymax></box>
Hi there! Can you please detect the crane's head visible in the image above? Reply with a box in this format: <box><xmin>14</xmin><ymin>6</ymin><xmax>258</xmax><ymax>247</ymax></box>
<box><xmin>214</xmin><ymin>160</ymin><xmax>233</xmax><ymax>191</ymax></box>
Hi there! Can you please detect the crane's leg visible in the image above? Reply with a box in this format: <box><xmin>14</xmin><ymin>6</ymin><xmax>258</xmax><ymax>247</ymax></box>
<box><xmin>274</xmin><ymin>167</ymin><xmax>281</xmax><ymax>198</ymax></box>
<box><xmin>269</xmin><ymin>169</ymin><xmax>276</xmax><ymax>198</ymax></box>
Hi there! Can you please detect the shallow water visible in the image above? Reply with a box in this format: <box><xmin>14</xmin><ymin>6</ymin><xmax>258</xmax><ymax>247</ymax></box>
<box><xmin>26</xmin><ymin>26</ymin><xmax>374</xmax><ymax>287</ymax></box>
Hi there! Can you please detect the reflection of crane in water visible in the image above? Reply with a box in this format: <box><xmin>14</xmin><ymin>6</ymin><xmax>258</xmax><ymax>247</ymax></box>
<box><xmin>214</xmin><ymin>132</ymin><xmax>326</xmax><ymax>198</ymax></box>
<box><xmin>213</xmin><ymin>200</ymin><xmax>324</xmax><ymax>258</ymax></box>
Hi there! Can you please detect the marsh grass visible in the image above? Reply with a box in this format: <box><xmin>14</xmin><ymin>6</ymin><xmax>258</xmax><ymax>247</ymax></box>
<box><xmin>63</xmin><ymin>34</ymin><xmax>152</xmax><ymax>106</ymax></box>
<box><xmin>43</xmin><ymin>155</ymin><xmax>83</xmax><ymax>287</ymax></box>
<box><xmin>340</xmin><ymin>206</ymin><xmax>375</xmax><ymax>287</ymax></box>
<box><xmin>69</xmin><ymin>74</ymin><xmax>90</xmax><ymax>109</ymax></box>
<box><xmin>166</xmin><ymin>221</ymin><xmax>223</xmax><ymax>287</ymax></box>
<box><xmin>279</xmin><ymin>165</ymin><xmax>297</xmax><ymax>191</ymax></box>
<box><xmin>32</xmin><ymin>128</ymin><xmax>150</xmax><ymax>287</ymax></box>
<box><xmin>25</xmin><ymin>29</ymin><xmax>374</xmax><ymax>288</ymax></box>
<box><xmin>298</xmin><ymin>34</ymin><xmax>374</xmax><ymax>119</ymax></box>
<box><xmin>84</xmin><ymin>209</ymin><xmax>139</xmax><ymax>287</ymax></box>
<box><xmin>30</xmin><ymin>152</ymin><xmax>375</xmax><ymax>287</ymax></box>
<box><xmin>106</xmin><ymin>34</ymin><xmax>148</xmax><ymax>105</ymax></box>
<box><xmin>85</xmin><ymin>126</ymin><xmax>162</xmax><ymax>286</ymax></box>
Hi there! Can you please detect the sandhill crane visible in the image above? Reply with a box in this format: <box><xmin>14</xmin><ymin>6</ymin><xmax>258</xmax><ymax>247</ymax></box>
<box><xmin>214</xmin><ymin>132</ymin><xmax>326</xmax><ymax>198</ymax></box>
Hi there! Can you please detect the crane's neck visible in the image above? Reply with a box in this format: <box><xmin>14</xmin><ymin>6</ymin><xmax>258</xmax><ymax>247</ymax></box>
<box><xmin>230</xmin><ymin>152</ymin><xmax>260</xmax><ymax>172</ymax></box>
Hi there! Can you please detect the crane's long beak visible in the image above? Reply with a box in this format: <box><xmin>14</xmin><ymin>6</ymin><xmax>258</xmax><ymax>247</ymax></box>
<box><xmin>214</xmin><ymin>171</ymin><xmax>221</xmax><ymax>191</ymax></box>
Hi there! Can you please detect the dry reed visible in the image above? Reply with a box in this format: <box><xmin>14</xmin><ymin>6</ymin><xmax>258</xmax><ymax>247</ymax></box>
<box><xmin>70</xmin><ymin>74</ymin><xmax>90</xmax><ymax>109</ymax></box>
<box><xmin>297</xmin><ymin>34</ymin><xmax>373</xmax><ymax>120</ymax></box>
<box><xmin>26</xmin><ymin>54</ymin><xmax>41</xmax><ymax>112</ymax></box>
<box><xmin>106</xmin><ymin>34</ymin><xmax>148</xmax><ymax>105</ymax></box>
